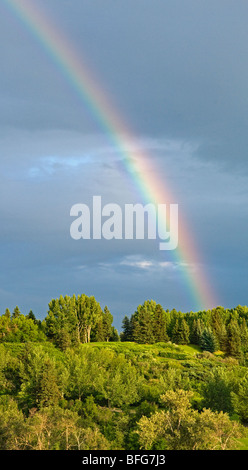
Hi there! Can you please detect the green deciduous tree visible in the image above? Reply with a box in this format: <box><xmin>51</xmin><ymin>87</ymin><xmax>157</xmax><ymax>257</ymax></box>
<box><xmin>25</xmin><ymin>406</ymin><xmax>110</xmax><ymax>450</ymax></box>
<box><xmin>45</xmin><ymin>294</ymin><xmax>106</xmax><ymax>348</ymax></box>
<box><xmin>231</xmin><ymin>373</ymin><xmax>248</xmax><ymax>423</ymax></box>
<box><xmin>0</xmin><ymin>397</ymin><xmax>26</xmax><ymax>450</ymax></box>
<box><xmin>202</xmin><ymin>367</ymin><xmax>234</xmax><ymax>414</ymax></box>
<box><xmin>137</xmin><ymin>389</ymin><xmax>243</xmax><ymax>450</ymax></box>
<box><xmin>102</xmin><ymin>358</ymin><xmax>143</xmax><ymax>408</ymax></box>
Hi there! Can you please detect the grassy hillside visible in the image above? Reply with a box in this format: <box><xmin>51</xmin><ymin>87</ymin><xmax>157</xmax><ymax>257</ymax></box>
<box><xmin>0</xmin><ymin>340</ymin><xmax>248</xmax><ymax>450</ymax></box>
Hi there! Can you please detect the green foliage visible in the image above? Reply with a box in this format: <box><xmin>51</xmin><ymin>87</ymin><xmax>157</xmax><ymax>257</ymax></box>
<box><xmin>0</xmin><ymin>396</ymin><xmax>26</xmax><ymax>450</ymax></box>
<box><xmin>0</xmin><ymin>340</ymin><xmax>247</xmax><ymax>450</ymax></box>
<box><xmin>200</xmin><ymin>327</ymin><xmax>219</xmax><ymax>353</ymax></box>
<box><xmin>91</xmin><ymin>306</ymin><xmax>117</xmax><ymax>342</ymax></box>
<box><xmin>190</xmin><ymin>318</ymin><xmax>204</xmax><ymax>344</ymax></box>
<box><xmin>172</xmin><ymin>318</ymin><xmax>190</xmax><ymax>345</ymax></box>
<box><xmin>0</xmin><ymin>314</ymin><xmax>46</xmax><ymax>343</ymax></box>
<box><xmin>121</xmin><ymin>301</ymin><xmax>248</xmax><ymax>358</ymax></box>
<box><xmin>202</xmin><ymin>367</ymin><xmax>236</xmax><ymax>414</ymax></box>
<box><xmin>0</xmin><ymin>299</ymin><xmax>248</xmax><ymax>450</ymax></box>
<box><xmin>231</xmin><ymin>373</ymin><xmax>248</xmax><ymax>423</ymax></box>
<box><xmin>226</xmin><ymin>319</ymin><xmax>242</xmax><ymax>359</ymax></box>
<box><xmin>126</xmin><ymin>300</ymin><xmax>169</xmax><ymax>344</ymax></box>
<box><xmin>136</xmin><ymin>389</ymin><xmax>243</xmax><ymax>450</ymax></box>
<box><xmin>45</xmin><ymin>294</ymin><xmax>113</xmax><ymax>348</ymax></box>
<box><xmin>121</xmin><ymin>316</ymin><xmax>133</xmax><ymax>342</ymax></box>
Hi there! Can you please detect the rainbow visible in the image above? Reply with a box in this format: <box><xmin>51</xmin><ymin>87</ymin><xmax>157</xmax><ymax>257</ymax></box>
<box><xmin>2</xmin><ymin>0</ymin><xmax>218</xmax><ymax>310</ymax></box>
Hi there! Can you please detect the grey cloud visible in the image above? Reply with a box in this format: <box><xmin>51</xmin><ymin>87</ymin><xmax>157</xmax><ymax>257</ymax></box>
<box><xmin>0</xmin><ymin>1</ymin><xmax>247</xmax><ymax>323</ymax></box>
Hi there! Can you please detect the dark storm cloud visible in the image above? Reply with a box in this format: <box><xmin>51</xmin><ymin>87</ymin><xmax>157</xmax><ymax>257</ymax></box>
<box><xmin>0</xmin><ymin>0</ymin><xmax>247</xmax><ymax>326</ymax></box>
<box><xmin>39</xmin><ymin>0</ymin><xmax>248</xmax><ymax>170</ymax></box>
<box><xmin>1</xmin><ymin>0</ymin><xmax>248</xmax><ymax>165</ymax></box>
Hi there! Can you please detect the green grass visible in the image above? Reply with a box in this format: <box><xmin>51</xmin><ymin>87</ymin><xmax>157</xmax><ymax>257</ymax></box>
<box><xmin>87</xmin><ymin>341</ymin><xmax>196</xmax><ymax>353</ymax></box>
<box><xmin>178</xmin><ymin>344</ymin><xmax>202</xmax><ymax>355</ymax></box>
<box><xmin>237</xmin><ymin>432</ymin><xmax>248</xmax><ymax>450</ymax></box>
<box><xmin>82</xmin><ymin>341</ymin><xmax>204</xmax><ymax>364</ymax></box>
<box><xmin>1</xmin><ymin>340</ymin><xmax>203</xmax><ymax>364</ymax></box>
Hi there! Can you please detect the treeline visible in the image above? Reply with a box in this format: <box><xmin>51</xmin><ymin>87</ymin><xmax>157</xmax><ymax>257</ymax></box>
<box><xmin>0</xmin><ymin>295</ymin><xmax>119</xmax><ymax>350</ymax></box>
<box><xmin>1</xmin><ymin>296</ymin><xmax>248</xmax><ymax>360</ymax></box>
<box><xmin>121</xmin><ymin>301</ymin><xmax>248</xmax><ymax>360</ymax></box>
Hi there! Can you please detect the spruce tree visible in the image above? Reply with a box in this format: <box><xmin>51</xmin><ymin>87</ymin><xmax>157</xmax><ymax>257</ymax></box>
<box><xmin>121</xmin><ymin>316</ymin><xmax>133</xmax><ymax>341</ymax></box>
<box><xmin>191</xmin><ymin>318</ymin><xmax>204</xmax><ymax>345</ymax></box>
<box><xmin>217</xmin><ymin>323</ymin><xmax>227</xmax><ymax>352</ymax></box>
<box><xmin>226</xmin><ymin>319</ymin><xmax>242</xmax><ymax>359</ymax></box>
<box><xmin>102</xmin><ymin>306</ymin><xmax>113</xmax><ymax>342</ymax></box>
<box><xmin>133</xmin><ymin>310</ymin><xmax>154</xmax><ymax>344</ymax></box>
<box><xmin>152</xmin><ymin>304</ymin><xmax>169</xmax><ymax>342</ymax></box>
<box><xmin>177</xmin><ymin>318</ymin><xmax>190</xmax><ymax>345</ymax></box>
<box><xmin>12</xmin><ymin>306</ymin><xmax>21</xmax><ymax>319</ymax></box>
<box><xmin>211</xmin><ymin>307</ymin><xmax>226</xmax><ymax>348</ymax></box>
<box><xmin>94</xmin><ymin>318</ymin><xmax>105</xmax><ymax>342</ymax></box>
<box><xmin>3</xmin><ymin>308</ymin><xmax>11</xmax><ymax>319</ymax></box>
<box><xmin>240</xmin><ymin>318</ymin><xmax>248</xmax><ymax>354</ymax></box>
<box><xmin>26</xmin><ymin>310</ymin><xmax>36</xmax><ymax>322</ymax></box>
<box><xmin>200</xmin><ymin>327</ymin><xmax>218</xmax><ymax>353</ymax></box>
<box><xmin>171</xmin><ymin>319</ymin><xmax>180</xmax><ymax>344</ymax></box>
<box><xmin>110</xmin><ymin>326</ymin><xmax>119</xmax><ymax>341</ymax></box>
<box><xmin>37</xmin><ymin>359</ymin><xmax>61</xmax><ymax>408</ymax></box>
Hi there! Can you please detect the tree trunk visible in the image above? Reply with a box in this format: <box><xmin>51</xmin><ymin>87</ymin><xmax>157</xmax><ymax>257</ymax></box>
<box><xmin>87</xmin><ymin>325</ymin><xmax>91</xmax><ymax>343</ymax></box>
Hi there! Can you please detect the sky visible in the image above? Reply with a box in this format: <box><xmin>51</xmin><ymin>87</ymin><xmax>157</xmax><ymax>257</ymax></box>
<box><xmin>0</xmin><ymin>0</ymin><xmax>248</xmax><ymax>330</ymax></box>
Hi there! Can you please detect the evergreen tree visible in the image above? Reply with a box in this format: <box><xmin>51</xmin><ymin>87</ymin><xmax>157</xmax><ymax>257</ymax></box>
<box><xmin>3</xmin><ymin>309</ymin><xmax>11</xmax><ymax>319</ymax></box>
<box><xmin>37</xmin><ymin>359</ymin><xmax>61</xmax><ymax>408</ymax></box>
<box><xmin>171</xmin><ymin>315</ymin><xmax>190</xmax><ymax>345</ymax></box>
<box><xmin>12</xmin><ymin>306</ymin><xmax>21</xmax><ymax>319</ymax></box>
<box><xmin>133</xmin><ymin>310</ymin><xmax>154</xmax><ymax>344</ymax></box>
<box><xmin>110</xmin><ymin>326</ymin><xmax>119</xmax><ymax>342</ymax></box>
<box><xmin>211</xmin><ymin>307</ymin><xmax>226</xmax><ymax>349</ymax></box>
<box><xmin>102</xmin><ymin>306</ymin><xmax>113</xmax><ymax>342</ymax></box>
<box><xmin>171</xmin><ymin>319</ymin><xmax>180</xmax><ymax>344</ymax></box>
<box><xmin>191</xmin><ymin>318</ymin><xmax>204</xmax><ymax>345</ymax></box>
<box><xmin>152</xmin><ymin>304</ymin><xmax>169</xmax><ymax>342</ymax></box>
<box><xmin>177</xmin><ymin>318</ymin><xmax>190</xmax><ymax>345</ymax></box>
<box><xmin>94</xmin><ymin>319</ymin><xmax>105</xmax><ymax>342</ymax></box>
<box><xmin>200</xmin><ymin>327</ymin><xmax>218</xmax><ymax>353</ymax></box>
<box><xmin>217</xmin><ymin>323</ymin><xmax>227</xmax><ymax>352</ymax></box>
<box><xmin>226</xmin><ymin>319</ymin><xmax>242</xmax><ymax>359</ymax></box>
<box><xmin>240</xmin><ymin>318</ymin><xmax>248</xmax><ymax>354</ymax></box>
<box><xmin>121</xmin><ymin>316</ymin><xmax>133</xmax><ymax>342</ymax></box>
